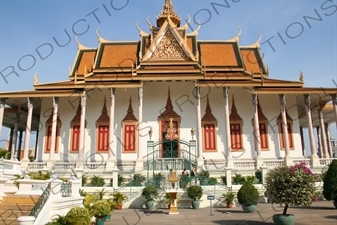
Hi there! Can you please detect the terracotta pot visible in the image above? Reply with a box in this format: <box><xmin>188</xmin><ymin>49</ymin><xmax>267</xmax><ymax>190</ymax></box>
<box><xmin>116</xmin><ymin>204</ymin><xmax>122</xmax><ymax>210</ymax></box>
<box><xmin>227</xmin><ymin>203</ymin><xmax>233</xmax><ymax>208</ymax></box>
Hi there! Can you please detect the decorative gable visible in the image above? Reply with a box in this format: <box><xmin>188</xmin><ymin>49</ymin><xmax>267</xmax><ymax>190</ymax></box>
<box><xmin>141</xmin><ymin>18</ymin><xmax>197</xmax><ymax>62</ymax></box>
<box><xmin>151</xmin><ymin>29</ymin><xmax>188</xmax><ymax>59</ymax></box>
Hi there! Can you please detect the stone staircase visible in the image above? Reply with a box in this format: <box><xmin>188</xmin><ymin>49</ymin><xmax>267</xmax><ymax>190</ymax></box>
<box><xmin>0</xmin><ymin>194</ymin><xmax>39</xmax><ymax>225</ymax></box>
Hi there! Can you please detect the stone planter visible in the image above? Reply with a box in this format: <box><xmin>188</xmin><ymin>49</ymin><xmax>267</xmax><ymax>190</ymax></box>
<box><xmin>334</xmin><ymin>200</ymin><xmax>337</xmax><ymax>208</ymax></box>
<box><xmin>192</xmin><ymin>200</ymin><xmax>200</xmax><ymax>209</ymax></box>
<box><xmin>241</xmin><ymin>204</ymin><xmax>257</xmax><ymax>213</ymax></box>
<box><xmin>145</xmin><ymin>200</ymin><xmax>154</xmax><ymax>209</ymax></box>
<box><xmin>272</xmin><ymin>214</ymin><xmax>295</xmax><ymax>225</ymax></box>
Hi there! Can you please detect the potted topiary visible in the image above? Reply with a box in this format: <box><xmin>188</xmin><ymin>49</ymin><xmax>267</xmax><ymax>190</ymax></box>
<box><xmin>141</xmin><ymin>185</ymin><xmax>158</xmax><ymax>209</ymax></box>
<box><xmin>237</xmin><ymin>181</ymin><xmax>259</xmax><ymax>213</ymax></box>
<box><xmin>66</xmin><ymin>206</ymin><xmax>91</xmax><ymax>225</ymax></box>
<box><xmin>186</xmin><ymin>185</ymin><xmax>203</xmax><ymax>209</ymax></box>
<box><xmin>323</xmin><ymin>159</ymin><xmax>337</xmax><ymax>208</ymax></box>
<box><xmin>110</xmin><ymin>192</ymin><xmax>128</xmax><ymax>210</ymax></box>
<box><xmin>264</xmin><ymin>163</ymin><xmax>316</xmax><ymax>225</ymax></box>
<box><xmin>90</xmin><ymin>200</ymin><xmax>111</xmax><ymax>225</ymax></box>
<box><xmin>222</xmin><ymin>191</ymin><xmax>235</xmax><ymax>208</ymax></box>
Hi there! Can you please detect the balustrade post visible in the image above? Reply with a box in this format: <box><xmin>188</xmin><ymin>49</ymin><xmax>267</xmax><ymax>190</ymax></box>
<box><xmin>75</xmin><ymin>168</ymin><xmax>84</xmax><ymax>187</ymax></box>
<box><xmin>0</xmin><ymin>159</ymin><xmax>8</xmax><ymax>199</ymax></box>
<box><xmin>225</xmin><ymin>167</ymin><xmax>232</xmax><ymax>188</ymax></box>
<box><xmin>111</xmin><ymin>168</ymin><xmax>119</xmax><ymax>188</ymax></box>
<box><xmin>48</xmin><ymin>178</ymin><xmax>63</xmax><ymax>199</ymax></box>
<box><xmin>261</xmin><ymin>166</ymin><xmax>268</xmax><ymax>185</ymax></box>
<box><xmin>17</xmin><ymin>216</ymin><xmax>35</xmax><ymax>225</ymax></box>
<box><xmin>70</xmin><ymin>179</ymin><xmax>81</xmax><ymax>197</ymax></box>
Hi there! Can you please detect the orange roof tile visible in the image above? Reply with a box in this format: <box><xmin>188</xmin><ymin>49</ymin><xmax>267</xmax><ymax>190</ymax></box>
<box><xmin>199</xmin><ymin>43</ymin><xmax>238</xmax><ymax>66</ymax></box>
<box><xmin>77</xmin><ymin>51</ymin><xmax>96</xmax><ymax>75</ymax></box>
<box><xmin>241</xmin><ymin>49</ymin><xmax>262</xmax><ymax>74</ymax></box>
<box><xmin>99</xmin><ymin>44</ymin><xmax>137</xmax><ymax>68</ymax></box>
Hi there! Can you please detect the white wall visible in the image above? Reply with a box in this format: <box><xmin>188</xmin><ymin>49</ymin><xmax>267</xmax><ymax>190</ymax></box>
<box><xmin>37</xmin><ymin>81</ymin><xmax>303</xmax><ymax>162</ymax></box>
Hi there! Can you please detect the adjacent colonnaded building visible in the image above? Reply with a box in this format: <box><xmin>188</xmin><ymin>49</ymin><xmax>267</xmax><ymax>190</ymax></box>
<box><xmin>1</xmin><ymin>0</ymin><xmax>337</xmax><ymax>175</ymax></box>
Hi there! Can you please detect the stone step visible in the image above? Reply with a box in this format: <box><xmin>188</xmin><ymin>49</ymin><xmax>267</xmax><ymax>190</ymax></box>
<box><xmin>1</xmin><ymin>194</ymin><xmax>39</xmax><ymax>204</ymax></box>
<box><xmin>0</xmin><ymin>209</ymin><xmax>31</xmax><ymax>218</ymax></box>
<box><xmin>0</xmin><ymin>204</ymin><xmax>35</xmax><ymax>211</ymax></box>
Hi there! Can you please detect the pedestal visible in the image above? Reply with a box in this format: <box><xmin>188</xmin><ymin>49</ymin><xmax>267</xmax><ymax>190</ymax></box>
<box><xmin>168</xmin><ymin>192</ymin><xmax>179</xmax><ymax>214</ymax></box>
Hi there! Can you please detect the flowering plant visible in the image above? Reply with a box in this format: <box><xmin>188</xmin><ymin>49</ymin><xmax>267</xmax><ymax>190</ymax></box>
<box><xmin>264</xmin><ymin>162</ymin><xmax>316</xmax><ymax>215</ymax></box>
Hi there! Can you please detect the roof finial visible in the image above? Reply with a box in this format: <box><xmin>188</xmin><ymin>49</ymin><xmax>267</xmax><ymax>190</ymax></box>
<box><xmin>299</xmin><ymin>71</ymin><xmax>304</xmax><ymax>83</ymax></box>
<box><xmin>157</xmin><ymin>0</ymin><xmax>180</xmax><ymax>27</ymax></box>
<box><xmin>168</xmin><ymin>86</ymin><xmax>171</xmax><ymax>96</ymax></box>
<box><xmin>33</xmin><ymin>73</ymin><xmax>38</xmax><ymax>85</ymax></box>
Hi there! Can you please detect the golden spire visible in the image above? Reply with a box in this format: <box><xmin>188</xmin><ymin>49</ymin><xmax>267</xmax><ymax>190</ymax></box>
<box><xmin>156</xmin><ymin>0</ymin><xmax>180</xmax><ymax>27</ymax></box>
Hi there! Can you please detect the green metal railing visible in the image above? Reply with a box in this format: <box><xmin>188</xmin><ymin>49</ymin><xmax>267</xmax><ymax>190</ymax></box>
<box><xmin>29</xmin><ymin>183</ymin><xmax>51</xmax><ymax>218</ymax></box>
<box><xmin>143</xmin><ymin>140</ymin><xmax>197</xmax><ymax>182</ymax></box>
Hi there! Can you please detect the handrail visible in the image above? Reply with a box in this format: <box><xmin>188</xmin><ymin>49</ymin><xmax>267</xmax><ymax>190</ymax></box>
<box><xmin>29</xmin><ymin>182</ymin><xmax>51</xmax><ymax>218</ymax></box>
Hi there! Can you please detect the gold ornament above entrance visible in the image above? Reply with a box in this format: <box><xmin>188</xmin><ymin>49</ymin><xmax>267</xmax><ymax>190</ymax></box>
<box><xmin>165</xmin><ymin>118</ymin><xmax>179</xmax><ymax>140</ymax></box>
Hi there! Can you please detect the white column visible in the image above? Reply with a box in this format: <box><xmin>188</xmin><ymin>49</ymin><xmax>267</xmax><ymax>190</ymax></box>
<box><xmin>332</xmin><ymin>94</ymin><xmax>337</xmax><ymax>131</ymax></box>
<box><xmin>22</xmin><ymin>98</ymin><xmax>33</xmax><ymax>162</ymax></box>
<box><xmin>108</xmin><ymin>88</ymin><xmax>115</xmax><ymax>161</ymax></box>
<box><xmin>196</xmin><ymin>87</ymin><xmax>203</xmax><ymax>161</ymax></box>
<box><xmin>317</xmin><ymin>127</ymin><xmax>323</xmax><ymax>158</ymax></box>
<box><xmin>304</xmin><ymin>95</ymin><xmax>318</xmax><ymax>161</ymax></box>
<box><xmin>11</xmin><ymin>109</ymin><xmax>20</xmax><ymax>161</ymax></box>
<box><xmin>223</xmin><ymin>87</ymin><xmax>232</xmax><ymax>166</ymax></box>
<box><xmin>318</xmin><ymin>108</ymin><xmax>328</xmax><ymax>158</ymax></box>
<box><xmin>300</xmin><ymin>127</ymin><xmax>305</xmax><ymax>156</ymax></box>
<box><xmin>0</xmin><ymin>98</ymin><xmax>5</xmax><ymax>137</ymax></box>
<box><xmin>325</xmin><ymin>123</ymin><xmax>333</xmax><ymax>158</ymax></box>
<box><xmin>79</xmin><ymin>92</ymin><xmax>86</xmax><ymax>161</ymax></box>
<box><xmin>138</xmin><ymin>86</ymin><xmax>143</xmax><ymax>160</ymax></box>
<box><xmin>136</xmin><ymin>86</ymin><xmax>144</xmax><ymax>168</ymax></box>
<box><xmin>252</xmin><ymin>94</ymin><xmax>261</xmax><ymax>157</ymax></box>
<box><xmin>279</xmin><ymin>95</ymin><xmax>290</xmax><ymax>155</ymax></box>
<box><xmin>49</xmin><ymin>97</ymin><xmax>58</xmax><ymax>161</ymax></box>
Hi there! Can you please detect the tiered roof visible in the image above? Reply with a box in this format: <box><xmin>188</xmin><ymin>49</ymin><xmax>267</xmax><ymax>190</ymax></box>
<box><xmin>1</xmin><ymin>0</ymin><xmax>336</xmax><ymax>99</ymax></box>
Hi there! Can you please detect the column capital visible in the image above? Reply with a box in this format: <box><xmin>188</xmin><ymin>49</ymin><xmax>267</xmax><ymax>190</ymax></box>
<box><xmin>223</xmin><ymin>87</ymin><xmax>229</xmax><ymax>98</ymax></box>
<box><xmin>81</xmin><ymin>92</ymin><xmax>86</xmax><ymax>108</ymax></box>
<box><xmin>304</xmin><ymin>94</ymin><xmax>311</xmax><ymax>106</ymax></box>
<box><xmin>53</xmin><ymin>97</ymin><xmax>59</xmax><ymax>109</ymax></box>
<box><xmin>279</xmin><ymin>94</ymin><xmax>286</xmax><ymax>106</ymax></box>
<box><xmin>27</xmin><ymin>97</ymin><xmax>33</xmax><ymax>109</ymax></box>
<box><xmin>110</xmin><ymin>88</ymin><xmax>115</xmax><ymax>98</ymax></box>
<box><xmin>138</xmin><ymin>86</ymin><xmax>143</xmax><ymax>99</ymax></box>
<box><xmin>252</xmin><ymin>94</ymin><xmax>258</xmax><ymax>106</ymax></box>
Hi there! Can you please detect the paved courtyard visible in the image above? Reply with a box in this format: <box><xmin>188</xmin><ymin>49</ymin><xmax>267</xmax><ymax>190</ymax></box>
<box><xmin>106</xmin><ymin>200</ymin><xmax>337</xmax><ymax>225</ymax></box>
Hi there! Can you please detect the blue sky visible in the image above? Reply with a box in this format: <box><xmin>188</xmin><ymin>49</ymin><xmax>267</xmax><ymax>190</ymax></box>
<box><xmin>0</xmin><ymin>0</ymin><xmax>337</xmax><ymax>150</ymax></box>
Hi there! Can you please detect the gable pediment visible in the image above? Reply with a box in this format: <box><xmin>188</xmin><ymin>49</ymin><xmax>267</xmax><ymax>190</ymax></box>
<box><xmin>151</xmin><ymin>29</ymin><xmax>188</xmax><ymax>59</ymax></box>
<box><xmin>141</xmin><ymin>18</ymin><xmax>197</xmax><ymax>62</ymax></box>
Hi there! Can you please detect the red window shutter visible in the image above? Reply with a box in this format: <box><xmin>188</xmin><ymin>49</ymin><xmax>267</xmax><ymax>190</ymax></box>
<box><xmin>259</xmin><ymin>123</ymin><xmax>268</xmax><ymax>149</ymax></box>
<box><xmin>124</xmin><ymin>125</ymin><xmax>136</xmax><ymax>151</ymax></box>
<box><xmin>230</xmin><ymin>123</ymin><xmax>242</xmax><ymax>150</ymax></box>
<box><xmin>98</xmin><ymin>126</ymin><xmax>109</xmax><ymax>151</ymax></box>
<box><xmin>72</xmin><ymin>126</ymin><xmax>80</xmax><ymax>152</ymax></box>
<box><xmin>204</xmin><ymin>124</ymin><xmax>216</xmax><ymax>150</ymax></box>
